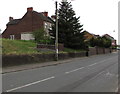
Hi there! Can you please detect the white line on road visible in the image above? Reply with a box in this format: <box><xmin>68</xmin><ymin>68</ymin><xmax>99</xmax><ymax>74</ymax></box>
<box><xmin>99</xmin><ymin>57</ymin><xmax>117</xmax><ymax>64</ymax></box>
<box><xmin>86</xmin><ymin>71</ymin><xmax>105</xmax><ymax>82</ymax></box>
<box><xmin>88</xmin><ymin>63</ymin><xmax>97</xmax><ymax>67</ymax></box>
<box><xmin>65</xmin><ymin>57</ymin><xmax>117</xmax><ymax>74</ymax></box>
<box><xmin>115</xmin><ymin>87</ymin><xmax>118</xmax><ymax>92</ymax></box>
<box><xmin>6</xmin><ymin>76</ymin><xmax>55</xmax><ymax>92</ymax></box>
<box><xmin>65</xmin><ymin>67</ymin><xmax>84</xmax><ymax>74</ymax></box>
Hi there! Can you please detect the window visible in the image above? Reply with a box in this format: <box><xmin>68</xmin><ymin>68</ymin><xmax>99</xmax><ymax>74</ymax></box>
<box><xmin>10</xmin><ymin>35</ymin><xmax>15</xmax><ymax>40</ymax></box>
<box><xmin>44</xmin><ymin>22</ymin><xmax>47</xmax><ymax>29</ymax></box>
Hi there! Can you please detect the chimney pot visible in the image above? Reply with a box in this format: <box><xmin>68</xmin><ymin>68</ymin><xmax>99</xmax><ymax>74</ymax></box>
<box><xmin>42</xmin><ymin>12</ymin><xmax>48</xmax><ymax>17</ymax></box>
<box><xmin>9</xmin><ymin>17</ymin><xmax>13</xmax><ymax>22</ymax></box>
<box><xmin>51</xmin><ymin>15</ymin><xmax>56</xmax><ymax>19</ymax></box>
<box><xmin>27</xmin><ymin>7</ymin><xmax>33</xmax><ymax>12</ymax></box>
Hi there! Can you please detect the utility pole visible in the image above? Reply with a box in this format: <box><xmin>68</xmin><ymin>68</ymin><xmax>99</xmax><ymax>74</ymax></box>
<box><xmin>55</xmin><ymin>1</ymin><xmax>58</xmax><ymax>61</ymax></box>
<box><xmin>54</xmin><ymin>0</ymin><xmax>73</xmax><ymax>60</ymax></box>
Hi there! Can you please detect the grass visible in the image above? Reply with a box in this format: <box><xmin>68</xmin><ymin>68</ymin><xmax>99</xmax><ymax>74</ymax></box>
<box><xmin>2</xmin><ymin>38</ymin><xmax>39</xmax><ymax>55</ymax></box>
<box><xmin>1</xmin><ymin>38</ymin><xmax>86</xmax><ymax>55</ymax></box>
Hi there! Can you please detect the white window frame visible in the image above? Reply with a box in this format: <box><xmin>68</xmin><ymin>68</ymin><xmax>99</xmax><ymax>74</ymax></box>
<box><xmin>44</xmin><ymin>22</ymin><xmax>47</xmax><ymax>29</ymax></box>
<box><xmin>10</xmin><ymin>35</ymin><xmax>15</xmax><ymax>40</ymax></box>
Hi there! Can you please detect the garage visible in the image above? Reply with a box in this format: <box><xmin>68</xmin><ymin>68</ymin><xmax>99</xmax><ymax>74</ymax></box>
<box><xmin>21</xmin><ymin>33</ymin><xmax>34</xmax><ymax>40</ymax></box>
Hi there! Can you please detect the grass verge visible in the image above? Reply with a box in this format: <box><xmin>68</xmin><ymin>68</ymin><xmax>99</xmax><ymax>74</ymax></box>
<box><xmin>2</xmin><ymin>38</ymin><xmax>85</xmax><ymax>55</ymax></box>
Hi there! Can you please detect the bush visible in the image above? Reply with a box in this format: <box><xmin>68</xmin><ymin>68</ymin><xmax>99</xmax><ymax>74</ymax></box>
<box><xmin>89</xmin><ymin>36</ymin><xmax>112</xmax><ymax>48</ymax></box>
<box><xmin>32</xmin><ymin>29</ymin><xmax>53</xmax><ymax>44</ymax></box>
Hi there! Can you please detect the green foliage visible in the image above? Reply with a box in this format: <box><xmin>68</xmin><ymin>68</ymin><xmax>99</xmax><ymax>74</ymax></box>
<box><xmin>89</xmin><ymin>36</ymin><xmax>112</xmax><ymax>48</ymax></box>
<box><xmin>102</xmin><ymin>36</ymin><xmax>111</xmax><ymax>48</ymax></box>
<box><xmin>49</xmin><ymin>1</ymin><xmax>85</xmax><ymax>49</ymax></box>
<box><xmin>32</xmin><ymin>29</ymin><xmax>52</xmax><ymax>44</ymax></box>
<box><xmin>32</xmin><ymin>29</ymin><xmax>45</xmax><ymax>43</ymax></box>
<box><xmin>2</xmin><ymin>38</ymin><xmax>38</xmax><ymax>55</ymax></box>
<box><xmin>2</xmin><ymin>38</ymin><xmax>55</xmax><ymax>55</ymax></box>
<box><xmin>89</xmin><ymin>37</ymin><xmax>96</xmax><ymax>47</ymax></box>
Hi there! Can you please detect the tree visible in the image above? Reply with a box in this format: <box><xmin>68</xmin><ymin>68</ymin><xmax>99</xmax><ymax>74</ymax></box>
<box><xmin>49</xmin><ymin>1</ymin><xmax>85</xmax><ymax>49</ymax></box>
<box><xmin>102</xmin><ymin>36</ymin><xmax>111</xmax><ymax>48</ymax></box>
<box><xmin>89</xmin><ymin>37</ymin><xmax>96</xmax><ymax>47</ymax></box>
<box><xmin>89</xmin><ymin>36</ymin><xmax>112</xmax><ymax>48</ymax></box>
<box><xmin>32</xmin><ymin>29</ymin><xmax>52</xmax><ymax>44</ymax></box>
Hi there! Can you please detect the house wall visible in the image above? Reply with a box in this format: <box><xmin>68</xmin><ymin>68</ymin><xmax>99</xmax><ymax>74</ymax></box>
<box><xmin>2</xmin><ymin>11</ymin><xmax>44</xmax><ymax>40</ymax></box>
<box><xmin>21</xmin><ymin>32</ymin><xmax>34</xmax><ymax>40</ymax></box>
<box><xmin>84</xmin><ymin>32</ymin><xmax>95</xmax><ymax>41</ymax></box>
<box><xmin>112</xmin><ymin>40</ymin><xmax>117</xmax><ymax>46</ymax></box>
<box><xmin>44</xmin><ymin>21</ymin><xmax>52</xmax><ymax>36</ymax></box>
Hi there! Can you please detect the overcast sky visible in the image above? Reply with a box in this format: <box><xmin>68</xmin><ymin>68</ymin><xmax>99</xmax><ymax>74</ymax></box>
<box><xmin>0</xmin><ymin>0</ymin><xmax>119</xmax><ymax>43</ymax></box>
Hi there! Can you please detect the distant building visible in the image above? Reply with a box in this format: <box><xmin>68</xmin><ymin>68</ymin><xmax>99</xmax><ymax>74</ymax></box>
<box><xmin>2</xmin><ymin>7</ymin><xmax>54</xmax><ymax>40</ymax></box>
<box><xmin>102</xmin><ymin>34</ymin><xmax>117</xmax><ymax>46</ymax></box>
<box><xmin>83</xmin><ymin>31</ymin><xmax>99</xmax><ymax>42</ymax></box>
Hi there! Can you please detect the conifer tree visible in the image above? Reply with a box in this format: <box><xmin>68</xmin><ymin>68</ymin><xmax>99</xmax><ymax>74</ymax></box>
<box><xmin>49</xmin><ymin>1</ymin><xmax>85</xmax><ymax>49</ymax></box>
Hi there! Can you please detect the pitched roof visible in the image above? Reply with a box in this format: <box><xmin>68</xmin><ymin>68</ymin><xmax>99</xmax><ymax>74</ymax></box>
<box><xmin>7</xmin><ymin>19</ymin><xmax>21</xmax><ymax>25</ymax></box>
<box><xmin>7</xmin><ymin>11</ymin><xmax>54</xmax><ymax>25</ymax></box>
<box><xmin>103</xmin><ymin>34</ymin><xmax>115</xmax><ymax>40</ymax></box>
<box><xmin>36</xmin><ymin>11</ymin><xmax>54</xmax><ymax>23</ymax></box>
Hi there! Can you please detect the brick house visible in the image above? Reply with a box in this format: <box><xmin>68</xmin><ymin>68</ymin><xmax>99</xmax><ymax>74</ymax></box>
<box><xmin>103</xmin><ymin>34</ymin><xmax>117</xmax><ymax>46</ymax></box>
<box><xmin>83</xmin><ymin>31</ymin><xmax>100</xmax><ymax>42</ymax></box>
<box><xmin>2</xmin><ymin>7</ymin><xmax>54</xmax><ymax>40</ymax></box>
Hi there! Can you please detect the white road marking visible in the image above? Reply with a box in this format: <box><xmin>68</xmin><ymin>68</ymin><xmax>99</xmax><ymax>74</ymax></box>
<box><xmin>65</xmin><ymin>67</ymin><xmax>84</xmax><ymax>74</ymax></box>
<box><xmin>115</xmin><ymin>87</ymin><xmax>118</xmax><ymax>92</ymax></box>
<box><xmin>4</xmin><ymin>55</ymin><xmax>117</xmax><ymax>92</ymax></box>
<box><xmin>86</xmin><ymin>71</ymin><xmax>105</xmax><ymax>82</ymax></box>
<box><xmin>88</xmin><ymin>63</ymin><xmax>97</xmax><ymax>67</ymax></box>
<box><xmin>98</xmin><ymin>57</ymin><xmax>117</xmax><ymax>64</ymax></box>
<box><xmin>6</xmin><ymin>76</ymin><xmax>55</xmax><ymax>92</ymax></box>
<box><xmin>105</xmin><ymin>72</ymin><xmax>114</xmax><ymax>77</ymax></box>
<box><xmin>65</xmin><ymin>57</ymin><xmax>117</xmax><ymax>74</ymax></box>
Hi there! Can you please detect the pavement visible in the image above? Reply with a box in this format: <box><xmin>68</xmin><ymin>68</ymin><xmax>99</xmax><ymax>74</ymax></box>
<box><xmin>2</xmin><ymin>56</ymin><xmax>87</xmax><ymax>74</ymax></box>
<box><xmin>2</xmin><ymin>52</ymin><xmax>118</xmax><ymax>92</ymax></box>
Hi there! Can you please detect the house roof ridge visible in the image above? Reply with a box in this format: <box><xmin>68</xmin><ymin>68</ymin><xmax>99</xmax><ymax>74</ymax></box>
<box><xmin>33</xmin><ymin>11</ymin><xmax>53</xmax><ymax>23</ymax></box>
<box><xmin>7</xmin><ymin>10</ymin><xmax>54</xmax><ymax>26</ymax></box>
<box><xmin>7</xmin><ymin>18</ymin><xmax>21</xmax><ymax>25</ymax></box>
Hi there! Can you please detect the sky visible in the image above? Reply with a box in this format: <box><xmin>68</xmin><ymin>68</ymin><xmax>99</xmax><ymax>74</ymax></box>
<box><xmin>0</xmin><ymin>0</ymin><xmax>119</xmax><ymax>44</ymax></box>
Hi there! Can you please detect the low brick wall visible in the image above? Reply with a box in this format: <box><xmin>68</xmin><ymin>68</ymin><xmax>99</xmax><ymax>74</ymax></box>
<box><xmin>2</xmin><ymin>54</ymin><xmax>55</xmax><ymax>67</ymax></box>
<box><xmin>89</xmin><ymin>47</ymin><xmax>97</xmax><ymax>56</ymax></box>
<box><xmin>37</xmin><ymin>44</ymin><xmax>64</xmax><ymax>51</ymax></box>
<box><xmin>2</xmin><ymin>51</ymin><xmax>86</xmax><ymax>67</ymax></box>
<box><xmin>96</xmin><ymin>47</ymin><xmax>104</xmax><ymax>54</ymax></box>
<box><xmin>2</xmin><ymin>47</ymin><xmax>113</xmax><ymax>67</ymax></box>
<box><xmin>58</xmin><ymin>52</ymin><xmax>86</xmax><ymax>59</ymax></box>
<box><xmin>104</xmin><ymin>48</ymin><xmax>111</xmax><ymax>54</ymax></box>
<box><xmin>89</xmin><ymin>47</ymin><xmax>112</xmax><ymax>56</ymax></box>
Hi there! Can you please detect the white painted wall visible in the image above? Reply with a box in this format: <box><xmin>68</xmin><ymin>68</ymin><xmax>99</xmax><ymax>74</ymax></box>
<box><xmin>44</xmin><ymin>21</ymin><xmax>52</xmax><ymax>36</ymax></box>
<box><xmin>21</xmin><ymin>33</ymin><xmax>34</xmax><ymax>40</ymax></box>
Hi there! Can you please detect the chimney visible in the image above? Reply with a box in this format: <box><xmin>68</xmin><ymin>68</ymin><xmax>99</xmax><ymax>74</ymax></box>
<box><xmin>9</xmin><ymin>17</ymin><xmax>13</xmax><ymax>22</ymax></box>
<box><xmin>42</xmin><ymin>12</ymin><xmax>48</xmax><ymax>17</ymax></box>
<box><xmin>27</xmin><ymin>7</ymin><xmax>33</xmax><ymax>12</ymax></box>
<box><xmin>51</xmin><ymin>15</ymin><xmax>56</xmax><ymax>19</ymax></box>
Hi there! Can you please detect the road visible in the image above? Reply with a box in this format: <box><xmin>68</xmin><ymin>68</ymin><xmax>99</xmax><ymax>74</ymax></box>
<box><xmin>2</xmin><ymin>52</ymin><xmax>118</xmax><ymax>92</ymax></box>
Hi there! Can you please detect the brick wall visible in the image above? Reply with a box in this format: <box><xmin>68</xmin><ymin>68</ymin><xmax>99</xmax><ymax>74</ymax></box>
<box><xmin>89</xmin><ymin>47</ymin><xmax>97</xmax><ymax>55</ymax></box>
<box><xmin>37</xmin><ymin>44</ymin><xmax>64</xmax><ymax>51</ymax></box>
<box><xmin>2</xmin><ymin>11</ymin><xmax>44</xmax><ymax>39</ymax></box>
<box><xmin>2</xmin><ymin>47</ymin><xmax>113</xmax><ymax>67</ymax></box>
<box><xmin>89</xmin><ymin>47</ymin><xmax>111</xmax><ymax>55</ymax></box>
